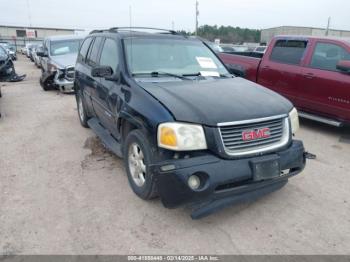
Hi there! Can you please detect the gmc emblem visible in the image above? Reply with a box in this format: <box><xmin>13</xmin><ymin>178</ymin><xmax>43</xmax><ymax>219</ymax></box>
<box><xmin>242</xmin><ymin>128</ymin><xmax>271</xmax><ymax>141</ymax></box>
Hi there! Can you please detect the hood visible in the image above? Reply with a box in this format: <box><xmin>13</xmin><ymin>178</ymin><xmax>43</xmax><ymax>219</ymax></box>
<box><xmin>137</xmin><ymin>77</ymin><xmax>293</xmax><ymax>126</ymax></box>
<box><xmin>51</xmin><ymin>53</ymin><xmax>77</xmax><ymax>69</ymax></box>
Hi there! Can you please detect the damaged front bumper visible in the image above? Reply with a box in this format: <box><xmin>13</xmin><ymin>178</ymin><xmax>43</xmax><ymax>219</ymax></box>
<box><xmin>53</xmin><ymin>66</ymin><xmax>75</xmax><ymax>92</ymax></box>
<box><xmin>151</xmin><ymin>140</ymin><xmax>306</xmax><ymax>219</ymax></box>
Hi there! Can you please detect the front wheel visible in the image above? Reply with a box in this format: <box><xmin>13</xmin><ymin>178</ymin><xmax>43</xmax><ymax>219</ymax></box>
<box><xmin>39</xmin><ymin>76</ymin><xmax>53</xmax><ymax>91</ymax></box>
<box><xmin>124</xmin><ymin>130</ymin><xmax>158</xmax><ymax>200</ymax></box>
<box><xmin>76</xmin><ymin>91</ymin><xmax>89</xmax><ymax>128</ymax></box>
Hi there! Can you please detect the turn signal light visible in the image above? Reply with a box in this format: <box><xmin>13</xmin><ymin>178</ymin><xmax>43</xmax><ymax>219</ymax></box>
<box><xmin>159</xmin><ymin>126</ymin><xmax>177</xmax><ymax>147</ymax></box>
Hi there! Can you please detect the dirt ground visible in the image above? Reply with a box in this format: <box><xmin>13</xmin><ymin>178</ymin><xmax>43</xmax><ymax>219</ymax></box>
<box><xmin>0</xmin><ymin>55</ymin><xmax>350</xmax><ymax>255</ymax></box>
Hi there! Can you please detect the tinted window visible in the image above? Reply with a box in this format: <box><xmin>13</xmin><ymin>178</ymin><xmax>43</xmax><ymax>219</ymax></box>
<box><xmin>270</xmin><ymin>40</ymin><xmax>307</xmax><ymax>65</ymax></box>
<box><xmin>99</xmin><ymin>38</ymin><xmax>119</xmax><ymax>72</ymax></box>
<box><xmin>78</xmin><ymin>37</ymin><xmax>93</xmax><ymax>63</ymax></box>
<box><xmin>310</xmin><ymin>42</ymin><xmax>350</xmax><ymax>72</ymax></box>
<box><xmin>87</xmin><ymin>37</ymin><xmax>103</xmax><ymax>66</ymax></box>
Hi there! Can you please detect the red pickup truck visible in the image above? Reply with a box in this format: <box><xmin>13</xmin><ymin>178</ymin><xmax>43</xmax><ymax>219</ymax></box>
<box><xmin>219</xmin><ymin>36</ymin><xmax>350</xmax><ymax>126</ymax></box>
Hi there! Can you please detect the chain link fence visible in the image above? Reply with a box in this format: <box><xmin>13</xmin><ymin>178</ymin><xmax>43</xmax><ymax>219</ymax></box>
<box><xmin>0</xmin><ymin>37</ymin><xmax>44</xmax><ymax>52</ymax></box>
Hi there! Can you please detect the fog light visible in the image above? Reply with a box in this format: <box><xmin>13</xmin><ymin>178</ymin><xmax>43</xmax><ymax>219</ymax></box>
<box><xmin>188</xmin><ymin>175</ymin><xmax>201</xmax><ymax>190</ymax></box>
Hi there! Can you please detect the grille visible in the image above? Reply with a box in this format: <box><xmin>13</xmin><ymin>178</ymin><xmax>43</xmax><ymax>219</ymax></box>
<box><xmin>65</xmin><ymin>66</ymin><xmax>75</xmax><ymax>81</ymax></box>
<box><xmin>218</xmin><ymin>116</ymin><xmax>289</xmax><ymax>156</ymax></box>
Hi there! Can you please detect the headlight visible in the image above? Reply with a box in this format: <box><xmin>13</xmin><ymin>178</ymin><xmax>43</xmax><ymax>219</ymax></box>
<box><xmin>289</xmin><ymin>108</ymin><xmax>300</xmax><ymax>134</ymax></box>
<box><xmin>157</xmin><ymin>122</ymin><xmax>207</xmax><ymax>151</ymax></box>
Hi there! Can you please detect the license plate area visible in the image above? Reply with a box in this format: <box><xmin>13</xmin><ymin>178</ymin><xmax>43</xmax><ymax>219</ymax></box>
<box><xmin>250</xmin><ymin>155</ymin><xmax>281</xmax><ymax>181</ymax></box>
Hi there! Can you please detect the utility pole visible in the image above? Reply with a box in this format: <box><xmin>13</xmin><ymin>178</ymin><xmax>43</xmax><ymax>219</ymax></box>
<box><xmin>172</xmin><ymin>21</ymin><xmax>175</xmax><ymax>31</ymax></box>
<box><xmin>195</xmin><ymin>0</ymin><xmax>199</xmax><ymax>35</ymax></box>
<box><xmin>26</xmin><ymin>0</ymin><xmax>32</xmax><ymax>27</ymax></box>
<box><xmin>325</xmin><ymin>17</ymin><xmax>331</xmax><ymax>36</ymax></box>
<box><xmin>129</xmin><ymin>6</ymin><xmax>132</xmax><ymax>28</ymax></box>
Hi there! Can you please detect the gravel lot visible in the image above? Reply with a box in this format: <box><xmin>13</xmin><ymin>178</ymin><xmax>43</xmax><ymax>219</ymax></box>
<box><xmin>0</xmin><ymin>55</ymin><xmax>350</xmax><ymax>255</ymax></box>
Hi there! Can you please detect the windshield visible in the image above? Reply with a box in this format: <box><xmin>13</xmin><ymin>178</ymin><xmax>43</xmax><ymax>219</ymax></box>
<box><xmin>50</xmin><ymin>39</ymin><xmax>82</xmax><ymax>56</ymax></box>
<box><xmin>124</xmin><ymin>38</ymin><xmax>229</xmax><ymax>77</ymax></box>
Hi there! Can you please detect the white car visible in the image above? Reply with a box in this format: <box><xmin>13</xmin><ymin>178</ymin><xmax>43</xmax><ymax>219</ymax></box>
<box><xmin>254</xmin><ymin>46</ymin><xmax>267</xmax><ymax>54</ymax></box>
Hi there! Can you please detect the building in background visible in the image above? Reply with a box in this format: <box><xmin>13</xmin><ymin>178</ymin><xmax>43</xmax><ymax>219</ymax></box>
<box><xmin>0</xmin><ymin>25</ymin><xmax>85</xmax><ymax>50</ymax></box>
<box><xmin>261</xmin><ymin>26</ymin><xmax>350</xmax><ymax>44</ymax></box>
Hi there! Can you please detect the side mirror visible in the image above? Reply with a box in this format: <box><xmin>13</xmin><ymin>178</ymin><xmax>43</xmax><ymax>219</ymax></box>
<box><xmin>37</xmin><ymin>50</ymin><xmax>48</xmax><ymax>57</ymax></box>
<box><xmin>91</xmin><ymin>65</ymin><xmax>114</xmax><ymax>78</ymax></box>
<box><xmin>336</xmin><ymin>60</ymin><xmax>350</xmax><ymax>74</ymax></box>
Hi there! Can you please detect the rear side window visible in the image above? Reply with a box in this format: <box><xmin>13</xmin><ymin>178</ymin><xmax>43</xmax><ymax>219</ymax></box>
<box><xmin>86</xmin><ymin>37</ymin><xmax>103</xmax><ymax>67</ymax></box>
<box><xmin>310</xmin><ymin>42</ymin><xmax>350</xmax><ymax>72</ymax></box>
<box><xmin>78</xmin><ymin>37</ymin><xmax>93</xmax><ymax>63</ymax></box>
<box><xmin>99</xmin><ymin>38</ymin><xmax>119</xmax><ymax>72</ymax></box>
<box><xmin>270</xmin><ymin>40</ymin><xmax>307</xmax><ymax>65</ymax></box>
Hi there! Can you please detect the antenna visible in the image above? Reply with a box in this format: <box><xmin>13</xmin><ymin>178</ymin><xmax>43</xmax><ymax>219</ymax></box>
<box><xmin>129</xmin><ymin>5</ymin><xmax>133</xmax><ymax>75</ymax></box>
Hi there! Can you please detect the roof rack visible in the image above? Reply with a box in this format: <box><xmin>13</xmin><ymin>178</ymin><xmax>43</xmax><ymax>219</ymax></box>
<box><xmin>89</xmin><ymin>29</ymin><xmax>104</xmax><ymax>35</ymax></box>
<box><xmin>89</xmin><ymin>27</ymin><xmax>179</xmax><ymax>35</ymax></box>
<box><xmin>109</xmin><ymin>27</ymin><xmax>178</xmax><ymax>35</ymax></box>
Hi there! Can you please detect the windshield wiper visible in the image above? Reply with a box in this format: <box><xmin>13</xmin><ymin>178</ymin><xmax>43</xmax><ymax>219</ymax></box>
<box><xmin>132</xmin><ymin>71</ymin><xmax>191</xmax><ymax>80</ymax></box>
<box><xmin>183</xmin><ymin>72</ymin><xmax>233</xmax><ymax>78</ymax></box>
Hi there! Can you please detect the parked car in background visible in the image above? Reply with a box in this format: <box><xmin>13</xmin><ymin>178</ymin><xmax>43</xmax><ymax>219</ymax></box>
<box><xmin>220</xmin><ymin>36</ymin><xmax>350</xmax><ymax>126</ymax></box>
<box><xmin>28</xmin><ymin>44</ymin><xmax>38</xmax><ymax>62</ymax></box>
<box><xmin>33</xmin><ymin>44</ymin><xmax>43</xmax><ymax>68</ymax></box>
<box><xmin>37</xmin><ymin>35</ymin><xmax>84</xmax><ymax>92</ymax></box>
<box><xmin>0</xmin><ymin>43</ymin><xmax>17</xmax><ymax>61</ymax></box>
<box><xmin>74</xmin><ymin>28</ymin><xmax>306</xmax><ymax>218</ymax></box>
<box><xmin>231</xmin><ymin>45</ymin><xmax>249</xmax><ymax>52</ymax></box>
<box><xmin>25</xmin><ymin>43</ymin><xmax>34</xmax><ymax>57</ymax></box>
<box><xmin>21</xmin><ymin>46</ymin><xmax>26</xmax><ymax>54</ymax></box>
<box><xmin>254</xmin><ymin>46</ymin><xmax>267</xmax><ymax>54</ymax></box>
<box><xmin>220</xmin><ymin>44</ymin><xmax>236</xmax><ymax>53</ymax></box>
<box><xmin>205</xmin><ymin>41</ymin><xmax>224</xmax><ymax>53</ymax></box>
<box><xmin>21</xmin><ymin>43</ymin><xmax>33</xmax><ymax>55</ymax></box>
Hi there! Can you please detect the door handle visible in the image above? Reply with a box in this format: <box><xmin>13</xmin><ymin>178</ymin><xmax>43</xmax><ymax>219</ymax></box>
<box><xmin>262</xmin><ymin>66</ymin><xmax>270</xmax><ymax>70</ymax></box>
<box><xmin>303</xmin><ymin>73</ymin><xmax>314</xmax><ymax>79</ymax></box>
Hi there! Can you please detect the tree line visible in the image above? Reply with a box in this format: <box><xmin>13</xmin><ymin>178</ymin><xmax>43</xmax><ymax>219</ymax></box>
<box><xmin>178</xmin><ymin>25</ymin><xmax>261</xmax><ymax>44</ymax></box>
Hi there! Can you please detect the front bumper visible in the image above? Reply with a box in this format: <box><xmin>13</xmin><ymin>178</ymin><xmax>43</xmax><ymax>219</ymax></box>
<box><xmin>53</xmin><ymin>70</ymin><xmax>74</xmax><ymax>92</ymax></box>
<box><xmin>152</xmin><ymin>140</ymin><xmax>306</xmax><ymax>218</ymax></box>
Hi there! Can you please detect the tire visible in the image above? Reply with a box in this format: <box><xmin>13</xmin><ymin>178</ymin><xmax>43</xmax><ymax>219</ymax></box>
<box><xmin>76</xmin><ymin>91</ymin><xmax>89</xmax><ymax>128</ymax></box>
<box><xmin>40</xmin><ymin>76</ymin><xmax>50</xmax><ymax>91</ymax></box>
<box><xmin>124</xmin><ymin>129</ymin><xmax>158</xmax><ymax>200</ymax></box>
<box><xmin>40</xmin><ymin>75</ymin><xmax>56</xmax><ymax>91</ymax></box>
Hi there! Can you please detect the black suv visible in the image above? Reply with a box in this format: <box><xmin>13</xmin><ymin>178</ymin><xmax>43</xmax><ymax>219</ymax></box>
<box><xmin>74</xmin><ymin>27</ymin><xmax>306</xmax><ymax>219</ymax></box>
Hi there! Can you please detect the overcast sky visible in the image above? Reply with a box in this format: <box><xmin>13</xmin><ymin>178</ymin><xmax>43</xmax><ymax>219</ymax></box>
<box><xmin>0</xmin><ymin>0</ymin><xmax>349</xmax><ymax>32</ymax></box>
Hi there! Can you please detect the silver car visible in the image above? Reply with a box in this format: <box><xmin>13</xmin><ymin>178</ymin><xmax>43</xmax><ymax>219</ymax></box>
<box><xmin>33</xmin><ymin>44</ymin><xmax>43</xmax><ymax>68</ymax></box>
<box><xmin>37</xmin><ymin>35</ymin><xmax>84</xmax><ymax>92</ymax></box>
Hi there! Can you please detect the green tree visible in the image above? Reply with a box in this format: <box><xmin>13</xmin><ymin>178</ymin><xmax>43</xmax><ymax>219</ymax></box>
<box><xmin>196</xmin><ymin>25</ymin><xmax>261</xmax><ymax>43</ymax></box>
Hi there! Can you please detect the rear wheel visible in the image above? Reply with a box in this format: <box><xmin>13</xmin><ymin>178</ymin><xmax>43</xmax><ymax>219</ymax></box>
<box><xmin>124</xmin><ymin>130</ymin><xmax>157</xmax><ymax>200</ymax></box>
